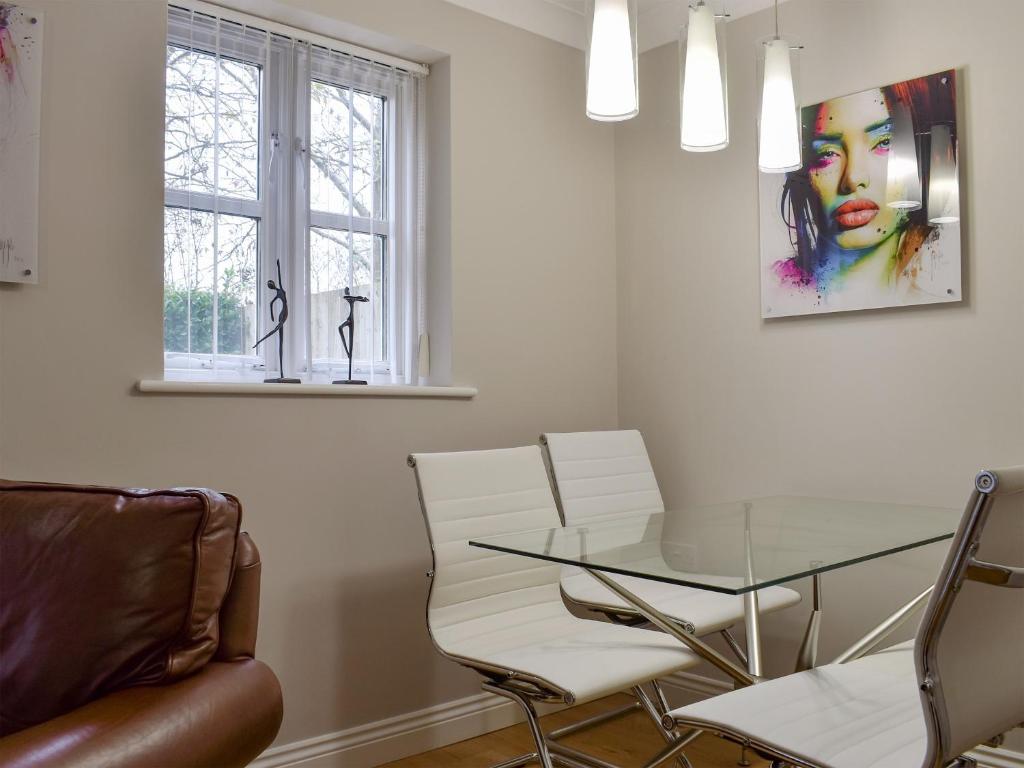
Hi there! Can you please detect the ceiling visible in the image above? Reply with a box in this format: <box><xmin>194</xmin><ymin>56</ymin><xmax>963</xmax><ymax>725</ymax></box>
<box><xmin>441</xmin><ymin>0</ymin><xmax>788</xmax><ymax>53</ymax></box>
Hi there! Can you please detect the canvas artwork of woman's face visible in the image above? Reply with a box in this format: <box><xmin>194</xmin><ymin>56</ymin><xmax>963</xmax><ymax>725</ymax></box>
<box><xmin>759</xmin><ymin>70</ymin><xmax>961</xmax><ymax>318</ymax></box>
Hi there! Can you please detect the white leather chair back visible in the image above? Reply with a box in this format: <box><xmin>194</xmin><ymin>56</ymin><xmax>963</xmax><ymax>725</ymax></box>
<box><xmin>411</xmin><ymin>446</ymin><xmax>563</xmax><ymax>640</ymax></box>
<box><xmin>542</xmin><ymin>430</ymin><xmax>665</xmax><ymax>526</ymax></box>
<box><xmin>916</xmin><ymin>466</ymin><xmax>1024</xmax><ymax>765</ymax></box>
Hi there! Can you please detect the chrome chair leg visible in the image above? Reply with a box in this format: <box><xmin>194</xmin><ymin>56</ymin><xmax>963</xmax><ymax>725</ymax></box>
<box><xmin>546</xmin><ymin>741</ymin><xmax>622</xmax><ymax>768</ymax></box>
<box><xmin>483</xmin><ymin>683</ymin><xmax>555</xmax><ymax>768</ymax></box>
<box><xmin>633</xmin><ymin>685</ymin><xmax>690</xmax><ymax>768</ymax></box>
<box><xmin>641</xmin><ymin>731</ymin><xmax>699</xmax><ymax>768</ymax></box>
<box><xmin>490</xmin><ymin>754</ymin><xmax>541</xmax><ymax>768</ymax></box>
<box><xmin>649</xmin><ymin>680</ymin><xmax>673</xmax><ymax>717</ymax></box>
<box><xmin>546</xmin><ymin>701</ymin><xmax>640</xmax><ymax>741</ymax></box>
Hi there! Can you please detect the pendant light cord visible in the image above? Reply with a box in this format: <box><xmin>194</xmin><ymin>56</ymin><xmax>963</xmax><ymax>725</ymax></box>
<box><xmin>774</xmin><ymin>0</ymin><xmax>780</xmax><ymax>39</ymax></box>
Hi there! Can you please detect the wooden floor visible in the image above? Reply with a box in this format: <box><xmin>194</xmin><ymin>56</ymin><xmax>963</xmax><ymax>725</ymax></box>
<box><xmin>379</xmin><ymin>694</ymin><xmax>769</xmax><ymax>768</ymax></box>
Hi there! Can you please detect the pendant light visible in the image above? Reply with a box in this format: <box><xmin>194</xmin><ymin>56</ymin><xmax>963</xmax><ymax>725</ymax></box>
<box><xmin>680</xmin><ymin>1</ymin><xmax>729</xmax><ymax>152</ymax></box>
<box><xmin>757</xmin><ymin>0</ymin><xmax>801</xmax><ymax>173</ymax></box>
<box><xmin>885</xmin><ymin>100</ymin><xmax>923</xmax><ymax>210</ymax></box>
<box><xmin>585</xmin><ymin>0</ymin><xmax>639</xmax><ymax>121</ymax></box>
<box><xmin>928</xmin><ymin>124</ymin><xmax>960</xmax><ymax>224</ymax></box>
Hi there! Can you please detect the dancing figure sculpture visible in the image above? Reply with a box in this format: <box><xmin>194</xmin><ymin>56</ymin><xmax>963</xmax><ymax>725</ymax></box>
<box><xmin>334</xmin><ymin>287</ymin><xmax>369</xmax><ymax>385</ymax></box>
<box><xmin>253</xmin><ymin>259</ymin><xmax>300</xmax><ymax>383</ymax></box>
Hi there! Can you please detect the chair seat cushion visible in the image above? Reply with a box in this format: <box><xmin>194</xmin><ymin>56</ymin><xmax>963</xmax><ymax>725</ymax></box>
<box><xmin>433</xmin><ymin>598</ymin><xmax>701</xmax><ymax>704</ymax></box>
<box><xmin>667</xmin><ymin>641</ymin><xmax>923</xmax><ymax>768</ymax></box>
<box><xmin>561</xmin><ymin>567</ymin><xmax>802</xmax><ymax>635</ymax></box>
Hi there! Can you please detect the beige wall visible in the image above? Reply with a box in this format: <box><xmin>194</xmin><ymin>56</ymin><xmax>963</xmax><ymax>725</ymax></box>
<box><xmin>0</xmin><ymin>0</ymin><xmax>618</xmax><ymax>746</ymax></box>
<box><xmin>3</xmin><ymin>0</ymin><xmax>1022</xmax><ymax>756</ymax></box>
<box><xmin>616</xmin><ymin>0</ymin><xmax>1024</xmax><ymax>750</ymax></box>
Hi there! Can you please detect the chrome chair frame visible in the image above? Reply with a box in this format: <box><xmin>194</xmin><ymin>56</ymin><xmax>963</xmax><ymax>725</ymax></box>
<box><xmin>917</xmin><ymin>470</ymin><xmax>1024</xmax><ymax>768</ymax></box>
<box><xmin>409</xmin><ymin>455</ymin><xmax>694</xmax><ymax>768</ymax></box>
<box><xmin>664</xmin><ymin>469</ymin><xmax>1024</xmax><ymax>768</ymax></box>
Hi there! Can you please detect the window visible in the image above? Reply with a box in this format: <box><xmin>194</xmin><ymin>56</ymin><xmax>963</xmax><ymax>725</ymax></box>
<box><xmin>164</xmin><ymin>5</ymin><xmax>426</xmax><ymax>384</ymax></box>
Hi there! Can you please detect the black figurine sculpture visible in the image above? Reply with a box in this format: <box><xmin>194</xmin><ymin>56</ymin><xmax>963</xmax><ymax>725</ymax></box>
<box><xmin>253</xmin><ymin>259</ymin><xmax>300</xmax><ymax>383</ymax></box>
<box><xmin>333</xmin><ymin>287</ymin><xmax>370</xmax><ymax>385</ymax></box>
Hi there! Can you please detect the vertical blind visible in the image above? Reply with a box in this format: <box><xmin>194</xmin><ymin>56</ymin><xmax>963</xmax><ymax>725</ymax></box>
<box><xmin>165</xmin><ymin>3</ymin><xmax>428</xmax><ymax>384</ymax></box>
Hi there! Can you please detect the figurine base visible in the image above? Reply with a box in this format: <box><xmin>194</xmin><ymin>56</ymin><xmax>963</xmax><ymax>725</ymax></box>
<box><xmin>264</xmin><ymin>377</ymin><xmax>302</xmax><ymax>384</ymax></box>
<box><xmin>333</xmin><ymin>379</ymin><xmax>368</xmax><ymax>385</ymax></box>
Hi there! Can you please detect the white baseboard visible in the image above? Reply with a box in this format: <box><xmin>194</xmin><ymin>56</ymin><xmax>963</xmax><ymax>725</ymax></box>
<box><xmin>249</xmin><ymin>691</ymin><xmax>525</xmax><ymax>768</ymax></box>
<box><xmin>252</xmin><ymin>672</ymin><xmax>1024</xmax><ymax>768</ymax></box>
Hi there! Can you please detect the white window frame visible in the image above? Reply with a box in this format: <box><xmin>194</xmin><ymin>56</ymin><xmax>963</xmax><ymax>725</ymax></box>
<box><xmin>163</xmin><ymin>3</ymin><xmax>426</xmax><ymax>384</ymax></box>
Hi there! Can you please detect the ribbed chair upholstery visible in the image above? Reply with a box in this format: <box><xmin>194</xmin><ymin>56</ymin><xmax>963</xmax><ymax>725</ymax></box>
<box><xmin>543</xmin><ymin>430</ymin><xmax>801</xmax><ymax>636</ymax></box>
<box><xmin>410</xmin><ymin>446</ymin><xmax>702</xmax><ymax>768</ymax></box>
<box><xmin>663</xmin><ymin>466</ymin><xmax>1024</xmax><ymax>768</ymax></box>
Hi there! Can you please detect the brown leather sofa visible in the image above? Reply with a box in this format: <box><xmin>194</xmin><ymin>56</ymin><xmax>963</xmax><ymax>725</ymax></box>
<box><xmin>0</xmin><ymin>481</ymin><xmax>284</xmax><ymax>768</ymax></box>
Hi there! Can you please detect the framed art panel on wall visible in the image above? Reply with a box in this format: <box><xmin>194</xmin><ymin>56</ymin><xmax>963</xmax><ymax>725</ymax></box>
<box><xmin>0</xmin><ymin>3</ymin><xmax>43</xmax><ymax>285</ymax></box>
<box><xmin>759</xmin><ymin>69</ymin><xmax>961</xmax><ymax>318</ymax></box>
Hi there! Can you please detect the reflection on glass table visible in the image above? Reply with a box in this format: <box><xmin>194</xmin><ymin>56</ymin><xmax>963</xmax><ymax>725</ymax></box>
<box><xmin>471</xmin><ymin>496</ymin><xmax>960</xmax><ymax>686</ymax></box>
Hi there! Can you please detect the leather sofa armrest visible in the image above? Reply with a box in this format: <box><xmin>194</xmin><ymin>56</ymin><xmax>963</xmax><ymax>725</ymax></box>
<box><xmin>217</xmin><ymin>532</ymin><xmax>262</xmax><ymax>661</ymax></box>
<box><xmin>0</xmin><ymin>660</ymin><xmax>283</xmax><ymax>768</ymax></box>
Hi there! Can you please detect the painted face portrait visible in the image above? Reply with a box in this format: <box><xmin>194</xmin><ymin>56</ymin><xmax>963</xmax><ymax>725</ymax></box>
<box><xmin>758</xmin><ymin>70</ymin><xmax>962</xmax><ymax>318</ymax></box>
<box><xmin>808</xmin><ymin>88</ymin><xmax>908</xmax><ymax>253</ymax></box>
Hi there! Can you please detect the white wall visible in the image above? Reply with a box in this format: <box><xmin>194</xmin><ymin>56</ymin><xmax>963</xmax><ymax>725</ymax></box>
<box><xmin>615</xmin><ymin>0</ymin><xmax>1024</xmax><ymax>751</ymax></box>
<box><xmin>0</xmin><ymin>0</ymin><xmax>618</xmax><ymax>748</ymax></box>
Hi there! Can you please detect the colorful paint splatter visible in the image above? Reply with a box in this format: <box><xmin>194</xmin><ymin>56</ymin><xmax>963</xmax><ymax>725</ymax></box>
<box><xmin>0</xmin><ymin>2</ymin><xmax>42</xmax><ymax>285</ymax></box>
<box><xmin>0</xmin><ymin>4</ymin><xmax>16</xmax><ymax>83</ymax></box>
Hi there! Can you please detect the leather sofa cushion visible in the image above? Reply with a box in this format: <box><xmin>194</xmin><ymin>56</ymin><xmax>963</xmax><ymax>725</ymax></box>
<box><xmin>0</xmin><ymin>482</ymin><xmax>242</xmax><ymax>737</ymax></box>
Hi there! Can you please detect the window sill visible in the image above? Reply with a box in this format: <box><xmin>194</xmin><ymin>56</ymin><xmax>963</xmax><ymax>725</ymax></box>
<box><xmin>136</xmin><ymin>379</ymin><xmax>477</xmax><ymax>399</ymax></box>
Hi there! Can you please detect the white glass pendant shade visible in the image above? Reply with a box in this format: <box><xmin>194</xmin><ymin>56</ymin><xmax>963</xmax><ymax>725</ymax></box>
<box><xmin>757</xmin><ymin>38</ymin><xmax>801</xmax><ymax>173</ymax></box>
<box><xmin>680</xmin><ymin>3</ymin><xmax>728</xmax><ymax>152</ymax></box>
<box><xmin>886</xmin><ymin>101</ymin><xmax>922</xmax><ymax>210</ymax></box>
<box><xmin>928</xmin><ymin>124</ymin><xmax>960</xmax><ymax>224</ymax></box>
<box><xmin>586</xmin><ymin>0</ymin><xmax>639</xmax><ymax>121</ymax></box>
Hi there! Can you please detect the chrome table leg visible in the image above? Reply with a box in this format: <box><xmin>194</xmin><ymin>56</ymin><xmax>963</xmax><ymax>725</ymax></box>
<box><xmin>833</xmin><ymin>586</ymin><xmax>933</xmax><ymax>663</ymax></box>
<box><xmin>794</xmin><ymin>573</ymin><xmax>822</xmax><ymax>672</ymax></box>
<box><xmin>720</xmin><ymin>628</ymin><xmax>748</xmax><ymax>667</ymax></box>
<box><xmin>582</xmin><ymin>568</ymin><xmax>757</xmax><ymax>688</ymax></box>
<box><xmin>742</xmin><ymin>588</ymin><xmax>763</xmax><ymax>677</ymax></box>
<box><xmin>742</xmin><ymin>506</ymin><xmax>763</xmax><ymax>677</ymax></box>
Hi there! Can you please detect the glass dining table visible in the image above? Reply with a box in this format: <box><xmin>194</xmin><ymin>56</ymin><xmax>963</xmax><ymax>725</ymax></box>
<box><xmin>469</xmin><ymin>495</ymin><xmax>962</xmax><ymax>688</ymax></box>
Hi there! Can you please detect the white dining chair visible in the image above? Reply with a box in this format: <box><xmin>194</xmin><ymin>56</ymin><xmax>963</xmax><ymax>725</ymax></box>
<box><xmin>661</xmin><ymin>466</ymin><xmax>1024</xmax><ymax>768</ymax></box>
<box><xmin>541</xmin><ymin>430</ymin><xmax>801</xmax><ymax>652</ymax></box>
<box><xmin>409</xmin><ymin>445</ymin><xmax>704</xmax><ymax>768</ymax></box>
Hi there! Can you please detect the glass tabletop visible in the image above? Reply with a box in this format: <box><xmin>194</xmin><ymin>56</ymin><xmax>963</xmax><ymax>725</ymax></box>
<box><xmin>469</xmin><ymin>496</ymin><xmax>962</xmax><ymax>595</ymax></box>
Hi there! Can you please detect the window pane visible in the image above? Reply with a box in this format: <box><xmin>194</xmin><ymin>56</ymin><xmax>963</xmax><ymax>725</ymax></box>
<box><xmin>165</xmin><ymin>45</ymin><xmax>260</xmax><ymax>200</ymax></box>
<box><xmin>310</xmin><ymin>81</ymin><xmax>350</xmax><ymax>215</ymax></box>
<box><xmin>164</xmin><ymin>207</ymin><xmax>259</xmax><ymax>356</ymax></box>
<box><xmin>309</xmin><ymin>82</ymin><xmax>385</xmax><ymax>219</ymax></box>
<box><xmin>351</xmin><ymin>90</ymin><xmax>384</xmax><ymax>218</ymax></box>
<box><xmin>309</xmin><ymin>228</ymin><xmax>385</xmax><ymax>364</ymax></box>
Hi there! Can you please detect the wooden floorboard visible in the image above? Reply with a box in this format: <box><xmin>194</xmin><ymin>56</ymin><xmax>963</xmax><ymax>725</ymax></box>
<box><xmin>379</xmin><ymin>694</ymin><xmax>770</xmax><ymax>768</ymax></box>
